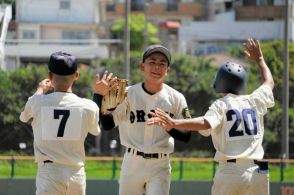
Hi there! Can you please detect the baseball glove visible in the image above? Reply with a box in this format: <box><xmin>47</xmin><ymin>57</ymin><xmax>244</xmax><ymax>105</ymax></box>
<box><xmin>101</xmin><ymin>78</ymin><xmax>128</xmax><ymax>115</ymax></box>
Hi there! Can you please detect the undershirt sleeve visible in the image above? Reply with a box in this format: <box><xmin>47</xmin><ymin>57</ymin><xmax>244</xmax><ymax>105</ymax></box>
<box><xmin>168</xmin><ymin>128</ymin><xmax>191</xmax><ymax>143</ymax></box>
<box><xmin>93</xmin><ymin>93</ymin><xmax>116</xmax><ymax>130</ymax></box>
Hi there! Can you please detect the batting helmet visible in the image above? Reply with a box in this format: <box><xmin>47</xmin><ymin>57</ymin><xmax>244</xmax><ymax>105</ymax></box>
<box><xmin>213</xmin><ymin>62</ymin><xmax>247</xmax><ymax>94</ymax></box>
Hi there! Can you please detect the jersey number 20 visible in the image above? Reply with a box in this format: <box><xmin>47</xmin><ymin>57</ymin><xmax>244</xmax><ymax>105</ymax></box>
<box><xmin>226</xmin><ymin>109</ymin><xmax>257</xmax><ymax>137</ymax></box>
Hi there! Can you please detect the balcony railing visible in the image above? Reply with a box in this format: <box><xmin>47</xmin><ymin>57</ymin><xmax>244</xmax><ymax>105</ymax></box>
<box><xmin>5</xmin><ymin>38</ymin><xmax>122</xmax><ymax>45</ymax></box>
<box><xmin>235</xmin><ymin>5</ymin><xmax>284</xmax><ymax>21</ymax></box>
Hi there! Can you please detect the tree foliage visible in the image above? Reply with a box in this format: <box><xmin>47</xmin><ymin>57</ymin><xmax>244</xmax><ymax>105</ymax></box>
<box><xmin>111</xmin><ymin>13</ymin><xmax>160</xmax><ymax>51</ymax></box>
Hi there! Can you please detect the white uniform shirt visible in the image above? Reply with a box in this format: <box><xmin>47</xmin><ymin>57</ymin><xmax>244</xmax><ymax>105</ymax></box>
<box><xmin>20</xmin><ymin>92</ymin><xmax>101</xmax><ymax>167</ymax></box>
<box><xmin>113</xmin><ymin>83</ymin><xmax>189</xmax><ymax>154</ymax></box>
<box><xmin>202</xmin><ymin>85</ymin><xmax>274</xmax><ymax>161</ymax></box>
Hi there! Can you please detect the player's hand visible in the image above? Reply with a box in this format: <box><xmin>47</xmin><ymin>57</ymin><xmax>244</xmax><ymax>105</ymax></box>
<box><xmin>146</xmin><ymin>108</ymin><xmax>174</xmax><ymax>131</ymax></box>
<box><xmin>35</xmin><ymin>79</ymin><xmax>53</xmax><ymax>95</ymax></box>
<box><xmin>93</xmin><ymin>70</ymin><xmax>118</xmax><ymax>96</ymax></box>
<box><xmin>242</xmin><ymin>38</ymin><xmax>264</xmax><ymax>62</ymax></box>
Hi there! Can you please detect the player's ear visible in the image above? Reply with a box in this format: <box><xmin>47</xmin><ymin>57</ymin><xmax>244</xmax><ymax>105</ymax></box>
<box><xmin>48</xmin><ymin>72</ymin><xmax>53</xmax><ymax>80</ymax></box>
<box><xmin>165</xmin><ymin>66</ymin><xmax>171</xmax><ymax>75</ymax></box>
<box><xmin>140</xmin><ymin>63</ymin><xmax>145</xmax><ymax>71</ymax></box>
<box><xmin>73</xmin><ymin>71</ymin><xmax>79</xmax><ymax>80</ymax></box>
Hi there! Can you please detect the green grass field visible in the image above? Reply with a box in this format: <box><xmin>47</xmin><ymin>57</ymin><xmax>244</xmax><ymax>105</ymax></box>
<box><xmin>0</xmin><ymin>159</ymin><xmax>293</xmax><ymax>182</ymax></box>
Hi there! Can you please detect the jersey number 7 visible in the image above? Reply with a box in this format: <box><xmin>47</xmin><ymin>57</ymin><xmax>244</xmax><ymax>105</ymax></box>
<box><xmin>54</xmin><ymin>109</ymin><xmax>70</xmax><ymax>137</ymax></box>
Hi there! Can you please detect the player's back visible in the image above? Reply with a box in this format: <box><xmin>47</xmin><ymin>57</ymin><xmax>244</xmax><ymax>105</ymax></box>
<box><xmin>20</xmin><ymin>92</ymin><xmax>100</xmax><ymax>167</ymax></box>
<box><xmin>210</xmin><ymin>85</ymin><xmax>274</xmax><ymax>161</ymax></box>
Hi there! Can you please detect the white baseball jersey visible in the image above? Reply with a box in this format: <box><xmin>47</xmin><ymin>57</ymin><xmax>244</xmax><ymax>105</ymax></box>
<box><xmin>202</xmin><ymin>85</ymin><xmax>274</xmax><ymax>162</ymax></box>
<box><xmin>20</xmin><ymin>92</ymin><xmax>101</xmax><ymax>167</ymax></box>
<box><xmin>112</xmin><ymin>83</ymin><xmax>189</xmax><ymax>154</ymax></box>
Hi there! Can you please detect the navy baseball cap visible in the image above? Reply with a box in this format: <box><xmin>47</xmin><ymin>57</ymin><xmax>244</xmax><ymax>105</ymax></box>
<box><xmin>48</xmin><ymin>51</ymin><xmax>78</xmax><ymax>75</ymax></box>
<box><xmin>142</xmin><ymin>44</ymin><xmax>171</xmax><ymax>66</ymax></box>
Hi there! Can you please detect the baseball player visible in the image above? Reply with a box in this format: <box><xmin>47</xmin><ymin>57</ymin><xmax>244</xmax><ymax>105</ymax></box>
<box><xmin>147</xmin><ymin>38</ymin><xmax>274</xmax><ymax>195</ymax></box>
<box><xmin>93</xmin><ymin>44</ymin><xmax>191</xmax><ymax>195</ymax></box>
<box><xmin>19</xmin><ymin>52</ymin><xmax>101</xmax><ymax>195</ymax></box>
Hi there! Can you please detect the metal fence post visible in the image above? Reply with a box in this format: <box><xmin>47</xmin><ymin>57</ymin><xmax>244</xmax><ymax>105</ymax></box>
<box><xmin>280</xmin><ymin>158</ymin><xmax>284</xmax><ymax>182</ymax></box>
<box><xmin>179</xmin><ymin>160</ymin><xmax>183</xmax><ymax>180</ymax></box>
<box><xmin>10</xmin><ymin>156</ymin><xmax>15</xmax><ymax>178</ymax></box>
<box><xmin>111</xmin><ymin>157</ymin><xmax>116</xmax><ymax>180</ymax></box>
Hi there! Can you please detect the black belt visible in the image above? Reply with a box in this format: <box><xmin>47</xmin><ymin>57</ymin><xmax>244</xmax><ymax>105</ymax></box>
<box><xmin>226</xmin><ymin>159</ymin><xmax>258</xmax><ymax>165</ymax></box>
<box><xmin>43</xmin><ymin>160</ymin><xmax>53</xmax><ymax>164</ymax></box>
<box><xmin>127</xmin><ymin>148</ymin><xmax>167</xmax><ymax>159</ymax></box>
<box><xmin>226</xmin><ymin>159</ymin><xmax>268</xmax><ymax>170</ymax></box>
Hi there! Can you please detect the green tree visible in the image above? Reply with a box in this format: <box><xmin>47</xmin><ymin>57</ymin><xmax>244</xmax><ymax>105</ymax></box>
<box><xmin>0</xmin><ymin>65</ymin><xmax>48</xmax><ymax>152</ymax></box>
<box><xmin>111</xmin><ymin>13</ymin><xmax>160</xmax><ymax>51</ymax></box>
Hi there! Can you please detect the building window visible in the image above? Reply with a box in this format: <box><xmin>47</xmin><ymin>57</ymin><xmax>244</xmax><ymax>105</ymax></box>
<box><xmin>22</xmin><ymin>30</ymin><xmax>36</xmax><ymax>39</ymax></box>
<box><xmin>106</xmin><ymin>3</ymin><xmax>115</xmax><ymax>12</ymax></box>
<box><xmin>60</xmin><ymin>0</ymin><xmax>71</xmax><ymax>10</ymax></box>
<box><xmin>243</xmin><ymin>0</ymin><xmax>257</xmax><ymax>6</ymax></box>
<box><xmin>260</xmin><ymin>0</ymin><xmax>273</xmax><ymax>5</ymax></box>
<box><xmin>131</xmin><ymin>0</ymin><xmax>144</xmax><ymax>11</ymax></box>
<box><xmin>62</xmin><ymin>30</ymin><xmax>91</xmax><ymax>45</ymax></box>
<box><xmin>243</xmin><ymin>0</ymin><xmax>274</xmax><ymax>6</ymax></box>
<box><xmin>167</xmin><ymin>0</ymin><xmax>179</xmax><ymax>11</ymax></box>
<box><xmin>225</xmin><ymin>2</ymin><xmax>233</xmax><ymax>11</ymax></box>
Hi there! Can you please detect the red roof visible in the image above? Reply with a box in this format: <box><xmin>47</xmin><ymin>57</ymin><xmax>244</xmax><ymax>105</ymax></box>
<box><xmin>160</xmin><ymin>21</ymin><xmax>181</xmax><ymax>29</ymax></box>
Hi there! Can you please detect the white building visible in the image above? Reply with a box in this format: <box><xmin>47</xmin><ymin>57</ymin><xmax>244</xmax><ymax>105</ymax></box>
<box><xmin>4</xmin><ymin>0</ymin><xmax>116</xmax><ymax>70</ymax></box>
<box><xmin>179</xmin><ymin>11</ymin><xmax>287</xmax><ymax>55</ymax></box>
<box><xmin>178</xmin><ymin>0</ymin><xmax>291</xmax><ymax>56</ymax></box>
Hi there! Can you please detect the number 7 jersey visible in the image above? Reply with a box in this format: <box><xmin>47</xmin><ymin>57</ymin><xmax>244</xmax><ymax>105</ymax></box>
<box><xmin>20</xmin><ymin>92</ymin><xmax>101</xmax><ymax>167</ymax></box>
<box><xmin>201</xmin><ymin>85</ymin><xmax>274</xmax><ymax>162</ymax></box>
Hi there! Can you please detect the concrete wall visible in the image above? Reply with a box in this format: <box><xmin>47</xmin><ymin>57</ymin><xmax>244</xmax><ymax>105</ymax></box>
<box><xmin>0</xmin><ymin>179</ymin><xmax>293</xmax><ymax>195</ymax></box>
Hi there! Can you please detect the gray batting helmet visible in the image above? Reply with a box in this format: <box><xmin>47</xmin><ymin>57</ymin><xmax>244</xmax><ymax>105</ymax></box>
<box><xmin>213</xmin><ymin>62</ymin><xmax>247</xmax><ymax>94</ymax></box>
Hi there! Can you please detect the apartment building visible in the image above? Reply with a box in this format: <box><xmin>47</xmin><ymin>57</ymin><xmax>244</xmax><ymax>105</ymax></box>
<box><xmin>4</xmin><ymin>0</ymin><xmax>112</xmax><ymax>70</ymax></box>
<box><xmin>0</xmin><ymin>4</ymin><xmax>12</xmax><ymax>70</ymax></box>
<box><xmin>3</xmin><ymin>0</ymin><xmax>290</xmax><ymax>69</ymax></box>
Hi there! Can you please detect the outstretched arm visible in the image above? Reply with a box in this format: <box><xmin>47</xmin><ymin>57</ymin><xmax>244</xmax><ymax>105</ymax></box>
<box><xmin>146</xmin><ymin>108</ymin><xmax>211</xmax><ymax>131</ymax></box>
<box><xmin>242</xmin><ymin>38</ymin><xmax>274</xmax><ymax>90</ymax></box>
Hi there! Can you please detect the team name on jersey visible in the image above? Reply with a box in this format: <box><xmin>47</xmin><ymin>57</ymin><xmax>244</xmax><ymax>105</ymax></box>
<box><xmin>130</xmin><ymin>110</ymin><xmax>174</xmax><ymax>123</ymax></box>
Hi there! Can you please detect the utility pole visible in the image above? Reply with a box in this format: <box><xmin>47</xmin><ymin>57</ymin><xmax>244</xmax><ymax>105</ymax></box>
<box><xmin>124</xmin><ymin>0</ymin><xmax>130</xmax><ymax>81</ymax></box>
<box><xmin>282</xmin><ymin>0</ymin><xmax>289</xmax><ymax>162</ymax></box>
<box><xmin>144</xmin><ymin>1</ymin><xmax>149</xmax><ymax>49</ymax></box>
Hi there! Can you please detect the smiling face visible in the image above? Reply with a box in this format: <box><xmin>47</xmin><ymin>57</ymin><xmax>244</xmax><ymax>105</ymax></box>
<box><xmin>140</xmin><ymin>52</ymin><xmax>170</xmax><ymax>85</ymax></box>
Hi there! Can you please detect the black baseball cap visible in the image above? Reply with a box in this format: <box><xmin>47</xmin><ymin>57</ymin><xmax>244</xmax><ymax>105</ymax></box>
<box><xmin>48</xmin><ymin>51</ymin><xmax>78</xmax><ymax>75</ymax></box>
<box><xmin>142</xmin><ymin>44</ymin><xmax>171</xmax><ymax>66</ymax></box>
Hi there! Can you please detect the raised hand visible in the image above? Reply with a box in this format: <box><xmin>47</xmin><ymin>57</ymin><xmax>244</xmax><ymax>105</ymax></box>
<box><xmin>35</xmin><ymin>79</ymin><xmax>53</xmax><ymax>95</ymax></box>
<box><xmin>93</xmin><ymin>70</ymin><xmax>118</xmax><ymax>96</ymax></box>
<box><xmin>242</xmin><ymin>38</ymin><xmax>263</xmax><ymax>62</ymax></box>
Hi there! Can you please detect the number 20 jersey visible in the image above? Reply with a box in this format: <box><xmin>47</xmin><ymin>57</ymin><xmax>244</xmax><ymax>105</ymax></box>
<box><xmin>20</xmin><ymin>92</ymin><xmax>101</xmax><ymax>167</ymax></box>
<box><xmin>201</xmin><ymin>85</ymin><xmax>274</xmax><ymax>162</ymax></box>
